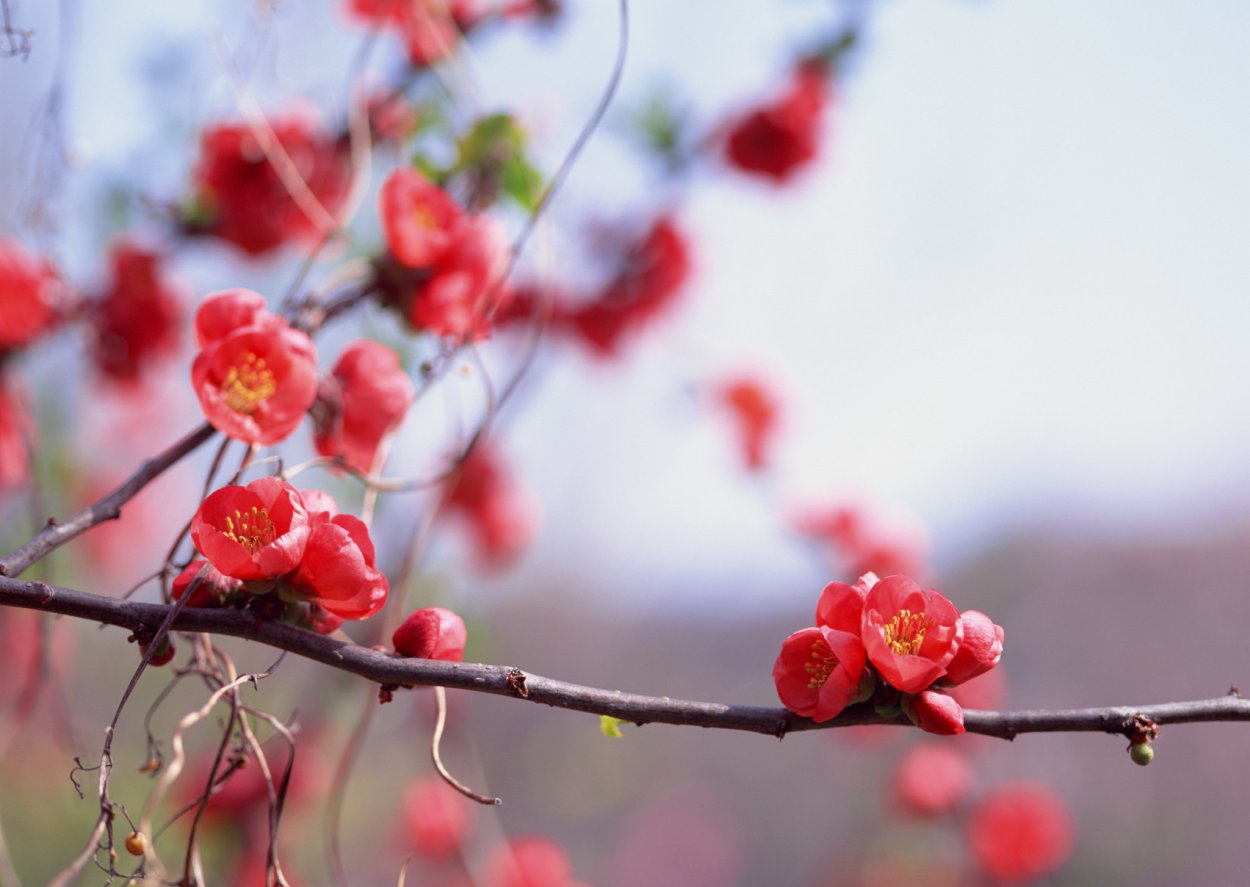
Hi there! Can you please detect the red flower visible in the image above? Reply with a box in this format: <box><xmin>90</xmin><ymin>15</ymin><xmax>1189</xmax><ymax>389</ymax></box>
<box><xmin>171</xmin><ymin>559</ymin><xmax>242</xmax><ymax>608</ymax></box>
<box><xmin>403</xmin><ymin>775</ymin><xmax>473</xmax><ymax>859</ymax></box>
<box><xmin>190</xmin><ymin>116</ymin><xmax>350</xmax><ymax>257</ymax></box>
<box><xmin>443</xmin><ymin>443</ymin><xmax>534</xmax><ymax>568</ymax></box>
<box><xmin>716</xmin><ymin>374</ymin><xmax>780</xmax><ymax>471</ymax></box>
<box><xmin>724</xmin><ymin>66</ymin><xmax>830</xmax><ymax>183</ymax></box>
<box><xmin>381</xmin><ymin>167</ymin><xmax>465</xmax><ymax>267</ymax></box>
<box><xmin>907</xmin><ymin>689</ymin><xmax>965</xmax><ymax>736</ymax></box>
<box><xmin>393</xmin><ymin>607</ymin><xmax>467</xmax><ymax>660</ymax></box>
<box><xmin>411</xmin><ymin>214</ymin><xmax>511</xmax><ymax>341</ymax></box>
<box><xmin>943</xmin><ymin>609</ymin><xmax>1004</xmax><ymax>686</ymax></box>
<box><xmin>484</xmin><ymin>836</ymin><xmax>578</xmax><ymax>887</ymax></box>
<box><xmin>772</xmin><ymin>626</ymin><xmax>868</xmax><ymax>723</ymax></box>
<box><xmin>90</xmin><ymin>242</ymin><xmax>183</xmax><ymax>384</ymax></box>
<box><xmin>0</xmin><ymin>380</ymin><xmax>33</xmax><ymax>493</ymax></box>
<box><xmin>344</xmin><ymin>0</ymin><xmax>464</xmax><ymax>66</ymax></box>
<box><xmin>793</xmin><ymin>501</ymin><xmax>929</xmax><ymax>581</ymax></box>
<box><xmin>564</xmin><ymin>215</ymin><xmax>691</xmax><ymax>357</ymax></box>
<box><xmin>0</xmin><ymin>238</ymin><xmax>61</xmax><ymax>350</ymax></box>
<box><xmin>288</xmin><ymin>494</ymin><xmax>389</xmax><ymax>620</ymax></box>
<box><xmin>967</xmin><ymin>783</ymin><xmax>1075</xmax><ymax>884</ymax></box>
<box><xmin>313</xmin><ymin>340</ymin><xmax>414</xmax><ymax>474</ymax></box>
<box><xmin>190</xmin><ymin>477</ymin><xmax>311</xmax><ymax>581</ymax></box>
<box><xmin>191</xmin><ymin>290</ymin><xmax>318</xmax><ymax>446</ymax></box>
<box><xmin>893</xmin><ymin>742</ymin><xmax>971</xmax><ymax>816</ymax></box>
<box><xmin>861</xmin><ymin>575</ymin><xmax>962</xmax><ymax>694</ymax></box>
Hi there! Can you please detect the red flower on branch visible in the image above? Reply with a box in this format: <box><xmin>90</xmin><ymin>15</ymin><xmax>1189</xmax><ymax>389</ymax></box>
<box><xmin>189</xmin><ymin>116</ymin><xmax>350</xmax><ymax>257</ymax></box>
<box><xmin>191</xmin><ymin>290</ymin><xmax>318</xmax><ymax>446</ymax></box>
<box><xmin>90</xmin><ymin>242</ymin><xmax>183</xmax><ymax>384</ymax></box>
<box><xmin>171</xmin><ymin>559</ymin><xmax>242</xmax><ymax>608</ymax></box>
<box><xmin>724</xmin><ymin>65</ymin><xmax>831</xmax><ymax>184</ymax></box>
<box><xmin>942</xmin><ymin>609</ymin><xmax>1004</xmax><ymax>687</ymax></box>
<box><xmin>443</xmin><ymin>443</ymin><xmax>535</xmax><ymax>568</ymax></box>
<box><xmin>289</xmin><ymin>493</ymin><xmax>389</xmax><ymax>620</ymax></box>
<box><xmin>716</xmin><ymin>374</ymin><xmax>780</xmax><ymax>471</ymax></box>
<box><xmin>773</xmin><ymin>580</ymin><xmax>870</xmax><ymax>722</ymax></box>
<box><xmin>190</xmin><ymin>477</ymin><xmax>311</xmax><ymax>581</ymax></box>
<box><xmin>393</xmin><ymin>607</ymin><xmax>467</xmax><ymax>660</ymax></box>
<box><xmin>906</xmin><ymin>688</ymin><xmax>965</xmax><ymax>736</ymax></box>
<box><xmin>0</xmin><ymin>238</ymin><xmax>62</xmax><ymax>351</ymax></box>
<box><xmin>411</xmin><ymin>213</ymin><xmax>512</xmax><ymax>341</ymax></box>
<box><xmin>967</xmin><ymin>783</ymin><xmax>1075</xmax><ymax>884</ymax></box>
<box><xmin>403</xmin><ymin>775</ymin><xmax>473</xmax><ymax>859</ymax></box>
<box><xmin>861</xmin><ymin>575</ymin><xmax>962</xmax><ymax>694</ymax></box>
<box><xmin>893</xmin><ymin>743</ymin><xmax>971</xmax><ymax>816</ymax></box>
<box><xmin>313</xmin><ymin>340</ymin><xmax>415</xmax><ymax>474</ymax></box>
<box><xmin>380</xmin><ymin>167</ymin><xmax>465</xmax><ymax>268</ymax></box>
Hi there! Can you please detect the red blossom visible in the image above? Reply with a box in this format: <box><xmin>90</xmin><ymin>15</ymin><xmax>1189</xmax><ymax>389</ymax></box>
<box><xmin>484</xmin><ymin>836</ymin><xmax>578</xmax><ymax>887</ymax></box>
<box><xmin>942</xmin><ymin>609</ymin><xmax>1004</xmax><ymax>686</ymax></box>
<box><xmin>190</xmin><ymin>116</ymin><xmax>350</xmax><ymax>257</ymax></box>
<box><xmin>0</xmin><ymin>238</ymin><xmax>61</xmax><ymax>350</ymax></box>
<box><xmin>0</xmin><ymin>380</ymin><xmax>33</xmax><ymax>493</ymax></box>
<box><xmin>314</xmin><ymin>340</ymin><xmax>415</xmax><ymax>473</ymax></box>
<box><xmin>893</xmin><ymin>742</ymin><xmax>971</xmax><ymax>816</ymax></box>
<box><xmin>171</xmin><ymin>559</ymin><xmax>242</xmax><ymax>608</ymax></box>
<box><xmin>410</xmin><ymin>213</ymin><xmax>511</xmax><ymax>341</ymax></box>
<box><xmin>402</xmin><ymin>775</ymin><xmax>473</xmax><ymax>859</ymax></box>
<box><xmin>716</xmin><ymin>374</ymin><xmax>780</xmax><ymax>471</ymax></box>
<box><xmin>793</xmin><ymin>501</ymin><xmax>929</xmax><ymax>581</ymax></box>
<box><xmin>443</xmin><ymin>443</ymin><xmax>534</xmax><ymax>568</ymax></box>
<box><xmin>90</xmin><ymin>242</ymin><xmax>183</xmax><ymax>384</ymax></box>
<box><xmin>967</xmin><ymin>783</ymin><xmax>1075</xmax><ymax>884</ymax></box>
<box><xmin>861</xmin><ymin>575</ymin><xmax>962</xmax><ymax>694</ymax></box>
<box><xmin>288</xmin><ymin>496</ymin><xmax>389</xmax><ymax>620</ymax></box>
<box><xmin>344</xmin><ymin>0</ymin><xmax>469</xmax><ymax>66</ymax></box>
<box><xmin>393</xmin><ymin>607</ymin><xmax>467</xmax><ymax>660</ymax></box>
<box><xmin>774</xmin><ymin>578</ymin><xmax>872</xmax><ymax>722</ymax></box>
<box><xmin>907</xmin><ymin>689</ymin><xmax>965</xmax><ymax>736</ymax></box>
<box><xmin>190</xmin><ymin>477</ymin><xmax>311</xmax><ymax>581</ymax></box>
<box><xmin>724</xmin><ymin>66</ymin><xmax>831</xmax><ymax>183</ymax></box>
<box><xmin>191</xmin><ymin>290</ymin><xmax>318</xmax><ymax>446</ymax></box>
<box><xmin>381</xmin><ymin>167</ymin><xmax>465</xmax><ymax>267</ymax></box>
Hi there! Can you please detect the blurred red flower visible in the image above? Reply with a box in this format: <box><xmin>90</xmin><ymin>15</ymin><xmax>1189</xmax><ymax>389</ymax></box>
<box><xmin>967</xmin><ymin>783</ymin><xmax>1075</xmax><ymax>884</ymax></box>
<box><xmin>191</xmin><ymin>290</ymin><xmax>318</xmax><ymax>446</ymax></box>
<box><xmin>411</xmin><ymin>213</ymin><xmax>511</xmax><ymax>341</ymax></box>
<box><xmin>381</xmin><ymin>167</ymin><xmax>465</xmax><ymax>268</ymax></box>
<box><xmin>793</xmin><ymin>501</ymin><xmax>929</xmax><ymax>582</ymax></box>
<box><xmin>313</xmin><ymin>340</ymin><xmax>414</xmax><ymax>474</ymax></box>
<box><xmin>0</xmin><ymin>238</ymin><xmax>61</xmax><ymax>350</ymax></box>
<box><xmin>190</xmin><ymin>477</ymin><xmax>311</xmax><ymax>581</ymax></box>
<box><xmin>716</xmin><ymin>374</ymin><xmax>780</xmax><ymax>471</ymax></box>
<box><xmin>861</xmin><ymin>575</ymin><xmax>962</xmax><ymax>694</ymax></box>
<box><xmin>0</xmin><ymin>379</ymin><xmax>33</xmax><ymax>493</ymax></box>
<box><xmin>893</xmin><ymin>742</ymin><xmax>971</xmax><ymax>816</ymax></box>
<box><xmin>443</xmin><ymin>443</ymin><xmax>534</xmax><ymax>568</ymax></box>
<box><xmin>90</xmin><ymin>242</ymin><xmax>183</xmax><ymax>384</ymax></box>
<box><xmin>484</xmin><ymin>835</ymin><xmax>581</xmax><ymax>887</ymax></box>
<box><xmin>190</xmin><ymin>116</ymin><xmax>350</xmax><ymax>257</ymax></box>
<box><xmin>724</xmin><ymin>66</ymin><xmax>831</xmax><ymax>183</ymax></box>
<box><xmin>402</xmin><ymin>775</ymin><xmax>473</xmax><ymax>859</ymax></box>
<box><xmin>393</xmin><ymin>606</ymin><xmax>467</xmax><ymax>660</ymax></box>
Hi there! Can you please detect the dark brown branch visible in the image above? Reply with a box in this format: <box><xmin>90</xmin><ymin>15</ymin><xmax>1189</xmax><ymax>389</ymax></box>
<box><xmin>4</xmin><ymin>575</ymin><xmax>1249</xmax><ymax>739</ymax></box>
<box><xmin>0</xmin><ymin>422</ymin><xmax>218</xmax><ymax>579</ymax></box>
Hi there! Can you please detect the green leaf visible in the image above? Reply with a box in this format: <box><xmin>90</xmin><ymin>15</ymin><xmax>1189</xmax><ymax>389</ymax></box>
<box><xmin>500</xmin><ymin>156</ymin><xmax>545</xmax><ymax>211</ymax></box>
<box><xmin>599</xmin><ymin>715</ymin><xmax>626</xmax><ymax>738</ymax></box>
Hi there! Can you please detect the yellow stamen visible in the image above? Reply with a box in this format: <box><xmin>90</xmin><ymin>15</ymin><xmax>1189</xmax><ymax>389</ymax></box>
<box><xmin>222</xmin><ymin>505</ymin><xmax>276</xmax><ymax>552</ymax></box>
<box><xmin>883</xmin><ymin>609</ymin><xmax>933</xmax><ymax>655</ymax></box>
<box><xmin>221</xmin><ymin>352</ymin><xmax>276</xmax><ymax>414</ymax></box>
<box><xmin>804</xmin><ymin>639</ymin><xmax>837</xmax><ymax>689</ymax></box>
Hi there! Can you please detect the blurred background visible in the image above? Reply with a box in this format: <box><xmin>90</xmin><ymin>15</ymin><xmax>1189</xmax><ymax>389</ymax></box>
<box><xmin>2</xmin><ymin>0</ymin><xmax>1250</xmax><ymax>884</ymax></box>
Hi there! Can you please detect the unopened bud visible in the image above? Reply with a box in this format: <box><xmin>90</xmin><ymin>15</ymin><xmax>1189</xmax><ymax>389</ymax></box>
<box><xmin>1129</xmin><ymin>742</ymin><xmax>1154</xmax><ymax>766</ymax></box>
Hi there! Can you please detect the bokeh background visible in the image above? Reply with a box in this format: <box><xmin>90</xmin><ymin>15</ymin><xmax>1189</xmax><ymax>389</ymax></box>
<box><xmin>3</xmin><ymin>0</ymin><xmax>1250</xmax><ymax>884</ymax></box>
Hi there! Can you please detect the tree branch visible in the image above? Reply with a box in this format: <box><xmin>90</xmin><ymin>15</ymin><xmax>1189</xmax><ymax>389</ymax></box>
<box><xmin>0</xmin><ymin>422</ymin><xmax>218</xmax><ymax>579</ymax></box>
<box><xmin>3</xmin><ymin>575</ymin><xmax>1248</xmax><ymax>740</ymax></box>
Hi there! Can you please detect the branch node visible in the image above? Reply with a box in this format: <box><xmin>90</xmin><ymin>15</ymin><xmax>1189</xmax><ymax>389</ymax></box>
<box><xmin>505</xmin><ymin>668</ymin><xmax>529</xmax><ymax>698</ymax></box>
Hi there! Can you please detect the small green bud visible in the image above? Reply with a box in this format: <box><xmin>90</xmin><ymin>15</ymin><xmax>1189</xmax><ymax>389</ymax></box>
<box><xmin>1130</xmin><ymin>742</ymin><xmax>1154</xmax><ymax>766</ymax></box>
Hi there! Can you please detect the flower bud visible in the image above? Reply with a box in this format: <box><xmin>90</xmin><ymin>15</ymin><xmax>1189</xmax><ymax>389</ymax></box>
<box><xmin>907</xmin><ymin>689</ymin><xmax>966</xmax><ymax>736</ymax></box>
<box><xmin>393</xmin><ymin>607</ymin><xmax>467</xmax><ymax>661</ymax></box>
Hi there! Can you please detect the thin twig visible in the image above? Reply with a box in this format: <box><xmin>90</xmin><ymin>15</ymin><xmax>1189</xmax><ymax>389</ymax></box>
<box><xmin>431</xmin><ymin>685</ymin><xmax>500</xmax><ymax>805</ymax></box>
<box><xmin>5</xmin><ymin>576</ymin><xmax>1250</xmax><ymax>740</ymax></box>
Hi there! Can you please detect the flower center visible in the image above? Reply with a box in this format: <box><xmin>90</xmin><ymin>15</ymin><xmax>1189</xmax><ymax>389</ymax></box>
<box><xmin>804</xmin><ymin>638</ymin><xmax>838</xmax><ymax>689</ymax></box>
<box><xmin>222</xmin><ymin>352</ymin><xmax>276</xmax><ymax>414</ymax></box>
<box><xmin>883</xmin><ymin>609</ymin><xmax>932</xmax><ymax>655</ymax></box>
<box><xmin>222</xmin><ymin>506</ymin><xmax>277</xmax><ymax>553</ymax></box>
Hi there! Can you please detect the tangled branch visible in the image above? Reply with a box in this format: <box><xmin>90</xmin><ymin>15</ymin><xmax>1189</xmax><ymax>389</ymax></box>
<box><xmin>3</xmin><ymin>575</ymin><xmax>1248</xmax><ymax>741</ymax></box>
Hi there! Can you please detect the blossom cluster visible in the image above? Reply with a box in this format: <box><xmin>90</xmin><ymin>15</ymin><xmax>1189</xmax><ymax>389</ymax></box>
<box><xmin>186</xmin><ymin>476</ymin><xmax>389</xmax><ymax>627</ymax></box>
<box><xmin>772</xmin><ymin>572</ymin><xmax>1003</xmax><ymax>733</ymax></box>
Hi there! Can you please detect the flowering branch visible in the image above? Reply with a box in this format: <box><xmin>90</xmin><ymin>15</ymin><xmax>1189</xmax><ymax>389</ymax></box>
<box><xmin>3</xmin><ymin>575</ymin><xmax>1248</xmax><ymax>741</ymax></box>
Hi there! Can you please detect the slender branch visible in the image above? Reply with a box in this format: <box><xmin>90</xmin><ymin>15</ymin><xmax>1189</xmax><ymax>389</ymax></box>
<box><xmin>0</xmin><ymin>422</ymin><xmax>218</xmax><ymax>579</ymax></box>
<box><xmin>3</xmin><ymin>576</ymin><xmax>1248</xmax><ymax>740</ymax></box>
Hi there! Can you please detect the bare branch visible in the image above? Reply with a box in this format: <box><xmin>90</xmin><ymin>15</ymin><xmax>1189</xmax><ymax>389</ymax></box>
<box><xmin>4</xmin><ymin>576</ymin><xmax>1250</xmax><ymax>740</ymax></box>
